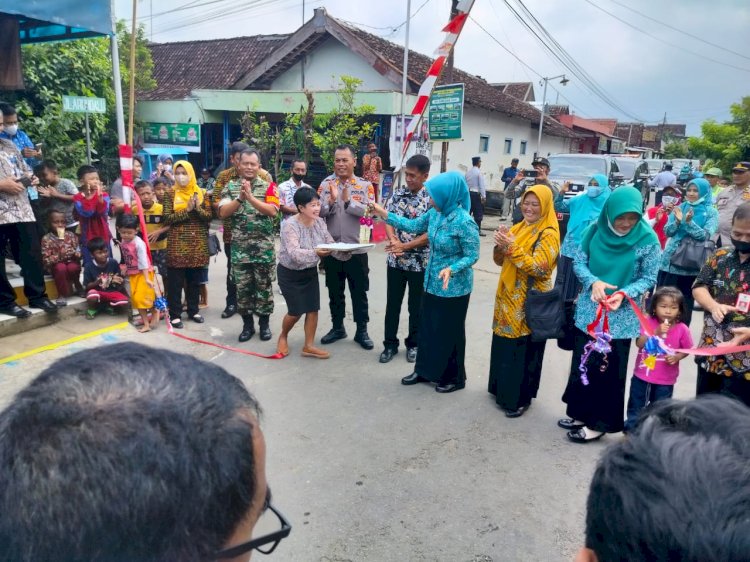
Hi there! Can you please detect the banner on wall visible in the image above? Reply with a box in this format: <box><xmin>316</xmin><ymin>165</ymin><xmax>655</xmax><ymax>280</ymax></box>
<box><xmin>389</xmin><ymin>115</ymin><xmax>433</xmax><ymax>170</ymax></box>
<box><xmin>143</xmin><ymin>122</ymin><xmax>201</xmax><ymax>152</ymax></box>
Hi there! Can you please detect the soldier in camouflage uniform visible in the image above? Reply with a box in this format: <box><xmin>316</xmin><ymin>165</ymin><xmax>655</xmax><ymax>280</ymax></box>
<box><xmin>212</xmin><ymin>141</ymin><xmax>274</xmax><ymax>319</ymax></box>
<box><xmin>218</xmin><ymin>149</ymin><xmax>280</xmax><ymax>342</ymax></box>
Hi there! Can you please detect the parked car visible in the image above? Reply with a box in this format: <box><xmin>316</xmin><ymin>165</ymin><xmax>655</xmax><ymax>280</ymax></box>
<box><xmin>645</xmin><ymin>158</ymin><xmax>668</xmax><ymax>176</ymax></box>
<box><xmin>609</xmin><ymin>156</ymin><xmax>650</xmax><ymax>208</ymax></box>
<box><xmin>546</xmin><ymin>154</ymin><xmax>650</xmax><ymax>240</ymax></box>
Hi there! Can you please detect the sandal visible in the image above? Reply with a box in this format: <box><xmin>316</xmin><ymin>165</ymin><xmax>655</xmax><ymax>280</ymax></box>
<box><xmin>567</xmin><ymin>427</ymin><xmax>605</xmax><ymax>444</ymax></box>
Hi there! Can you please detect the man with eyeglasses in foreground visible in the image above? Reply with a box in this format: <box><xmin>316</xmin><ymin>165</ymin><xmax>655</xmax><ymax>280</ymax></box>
<box><xmin>0</xmin><ymin>342</ymin><xmax>291</xmax><ymax>561</ymax></box>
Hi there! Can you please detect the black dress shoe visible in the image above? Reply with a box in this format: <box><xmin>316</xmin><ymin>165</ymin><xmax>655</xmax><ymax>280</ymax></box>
<box><xmin>191</xmin><ymin>314</ymin><xmax>205</xmax><ymax>323</ymax></box>
<box><xmin>379</xmin><ymin>348</ymin><xmax>397</xmax><ymax>363</ymax></box>
<box><xmin>321</xmin><ymin>327</ymin><xmax>347</xmax><ymax>345</ymax></box>
<box><xmin>221</xmin><ymin>304</ymin><xmax>237</xmax><ymax>319</ymax></box>
<box><xmin>435</xmin><ymin>382</ymin><xmax>465</xmax><ymax>393</ymax></box>
<box><xmin>406</xmin><ymin>347</ymin><xmax>418</xmax><ymax>363</ymax></box>
<box><xmin>557</xmin><ymin>418</ymin><xmax>585</xmax><ymax>430</ymax></box>
<box><xmin>0</xmin><ymin>303</ymin><xmax>32</xmax><ymax>319</ymax></box>
<box><xmin>401</xmin><ymin>372</ymin><xmax>426</xmax><ymax>385</ymax></box>
<box><xmin>28</xmin><ymin>298</ymin><xmax>58</xmax><ymax>313</ymax></box>
<box><xmin>238</xmin><ymin>327</ymin><xmax>255</xmax><ymax>342</ymax></box>
<box><xmin>504</xmin><ymin>405</ymin><xmax>528</xmax><ymax>418</ymax></box>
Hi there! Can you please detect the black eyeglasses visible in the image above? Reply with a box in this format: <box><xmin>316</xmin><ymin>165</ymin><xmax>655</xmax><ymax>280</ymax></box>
<box><xmin>213</xmin><ymin>499</ymin><xmax>291</xmax><ymax>559</ymax></box>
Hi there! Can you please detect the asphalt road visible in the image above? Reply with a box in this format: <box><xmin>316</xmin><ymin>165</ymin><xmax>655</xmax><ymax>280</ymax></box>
<box><xmin>0</xmin><ymin>222</ymin><xmax>704</xmax><ymax>561</ymax></box>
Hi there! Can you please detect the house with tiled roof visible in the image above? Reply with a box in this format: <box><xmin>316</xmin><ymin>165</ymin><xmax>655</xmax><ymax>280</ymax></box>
<box><xmin>489</xmin><ymin>82</ymin><xmax>536</xmax><ymax>103</ymax></box>
<box><xmin>136</xmin><ymin>8</ymin><xmax>575</xmax><ymax>184</ymax></box>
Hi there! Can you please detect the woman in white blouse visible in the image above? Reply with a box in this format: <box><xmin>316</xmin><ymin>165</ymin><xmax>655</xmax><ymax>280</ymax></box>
<box><xmin>277</xmin><ymin>187</ymin><xmax>335</xmax><ymax>359</ymax></box>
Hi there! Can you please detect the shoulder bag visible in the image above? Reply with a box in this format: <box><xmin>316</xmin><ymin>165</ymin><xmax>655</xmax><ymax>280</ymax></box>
<box><xmin>670</xmin><ymin>236</ymin><xmax>715</xmax><ymax>271</ymax></box>
<box><xmin>207</xmin><ymin>232</ymin><xmax>222</xmax><ymax>257</ymax></box>
<box><xmin>524</xmin><ymin>227</ymin><xmax>565</xmax><ymax>342</ymax></box>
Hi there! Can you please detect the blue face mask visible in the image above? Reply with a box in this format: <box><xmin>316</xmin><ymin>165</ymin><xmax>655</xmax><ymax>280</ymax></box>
<box><xmin>586</xmin><ymin>186</ymin><xmax>602</xmax><ymax>198</ymax></box>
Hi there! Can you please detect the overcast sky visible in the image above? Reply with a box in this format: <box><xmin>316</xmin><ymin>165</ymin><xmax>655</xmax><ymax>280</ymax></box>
<box><xmin>115</xmin><ymin>0</ymin><xmax>749</xmax><ymax>136</ymax></box>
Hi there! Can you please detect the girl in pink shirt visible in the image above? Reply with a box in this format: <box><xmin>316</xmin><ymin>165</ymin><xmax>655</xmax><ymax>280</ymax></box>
<box><xmin>625</xmin><ymin>286</ymin><xmax>694</xmax><ymax>432</ymax></box>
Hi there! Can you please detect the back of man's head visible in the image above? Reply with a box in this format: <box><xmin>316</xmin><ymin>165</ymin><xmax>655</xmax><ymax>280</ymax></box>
<box><xmin>230</xmin><ymin>141</ymin><xmax>250</xmax><ymax>157</ymax></box>
<box><xmin>581</xmin><ymin>396</ymin><xmax>750</xmax><ymax>562</ymax></box>
<box><xmin>664</xmin><ymin>163</ymin><xmax>673</xmax><ymax>171</ymax></box>
<box><xmin>0</xmin><ymin>342</ymin><xmax>261</xmax><ymax>562</ymax></box>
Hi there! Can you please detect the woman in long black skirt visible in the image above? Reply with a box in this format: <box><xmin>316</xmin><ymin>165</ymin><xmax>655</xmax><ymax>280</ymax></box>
<box><xmin>488</xmin><ymin>185</ymin><xmax>560</xmax><ymax>417</ymax></box>
<box><xmin>371</xmin><ymin>171</ymin><xmax>480</xmax><ymax>393</ymax></box>
<box><xmin>558</xmin><ymin>187</ymin><xmax>661</xmax><ymax>443</ymax></box>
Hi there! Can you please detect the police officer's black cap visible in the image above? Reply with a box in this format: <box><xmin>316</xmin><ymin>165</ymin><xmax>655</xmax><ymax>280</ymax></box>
<box><xmin>532</xmin><ymin>157</ymin><xmax>550</xmax><ymax>169</ymax></box>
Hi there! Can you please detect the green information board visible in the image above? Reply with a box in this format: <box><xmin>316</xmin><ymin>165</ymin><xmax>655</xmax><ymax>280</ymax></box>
<box><xmin>143</xmin><ymin>122</ymin><xmax>200</xmax><ymax>148</ymax></box>
<box><xmin>62</xmin><ymin>95</ymin><xmax>106</xmax><ymax>114</ymax></box>
<box><xmin>428</xmin><ymin>83</ymin><xmax>465</xmax><ymax>141</ymax></box>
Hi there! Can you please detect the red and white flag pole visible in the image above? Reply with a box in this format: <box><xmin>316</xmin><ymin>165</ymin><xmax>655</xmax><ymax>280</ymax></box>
<box><xmin>397</xmin><ymin>0</ymin><xmax>475</xmax><ymax>168</ymax></box>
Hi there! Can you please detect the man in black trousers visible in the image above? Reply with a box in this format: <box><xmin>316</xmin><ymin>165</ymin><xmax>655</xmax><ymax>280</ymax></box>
<box><xmin>379</xmin><ymin>155</ymin><xmax>431</xmax><ymax>364</ymax></box>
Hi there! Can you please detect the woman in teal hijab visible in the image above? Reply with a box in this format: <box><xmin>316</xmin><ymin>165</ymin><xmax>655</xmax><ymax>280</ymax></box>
<box><xmin>558</xmin><ymin>186</ymin><xmax>661</xmax><ymax>443</ymax></box>
<box><xmin>371</xmin><ymin>170</ymin><xmax>480</xmax><ymax>394</ymax></box>
<box><xmin>554</xmin><ymin>173</ymin><xmax>613</xmax><ymax>350</ymax></box>
<box><xmin>656</xmin><ymin>177</ymin><xmax>718</xmax><ymax>326</ymax></box>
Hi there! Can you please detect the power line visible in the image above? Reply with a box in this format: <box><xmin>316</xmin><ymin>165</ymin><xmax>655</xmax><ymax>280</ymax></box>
<box><xmin>583</xmin><ymin>0</ymin><xmax>750</xmax><ymax>73</ymax></box>
<box><xmin>502</xmin><ymin>0</ymin><xmax>651</xmax><ymax>121</ymax></box>
<box><xmin>477</xmin><ymin>6</ymin><xmax>594</xmax><ymax>118</ymax></box>
<box><xmin>150</xmin><ymin>0</ymin><xmax>297</xmax><ymax>37</ymax></box>
<box><xmin>344</xmin><ymin>0</ymin><xmax>434</xmax><ymax>39</ymax></box>
<box><xmin>605</xmin><ymin>0</ymin><xmax>750</xmax><ymax>62</ymax></box>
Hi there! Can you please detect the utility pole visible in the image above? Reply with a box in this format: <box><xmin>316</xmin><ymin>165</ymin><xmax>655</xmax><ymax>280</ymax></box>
<box><xmin>440</xmin><ymin>0</ymin><xmax>458</xmax><ymax>173</ymax></box>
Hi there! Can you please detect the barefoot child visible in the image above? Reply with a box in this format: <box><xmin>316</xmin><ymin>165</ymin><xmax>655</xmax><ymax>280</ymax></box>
<box><xmin>40</xmin><ymin>210</ymin><xmax>83</xmax><ymax>306</ymax></box>
<box><xmin>83</xmin><ymin>237</ymin><xmax>129</xmax><ymax>319</ymax></box>
<box><xmin>132</xmin><ymin>180</ymin><xmax>169</xmax><ymax>287</ymax></box>
<box><xmin>118</xmin><ymin>214</ymin><xmax>159</xmax><ymax>332</ymax></box>
<box><xmin>625</xmin><ymin>286</ymin><xmax>693</xmax><ymax>432</ymax></box>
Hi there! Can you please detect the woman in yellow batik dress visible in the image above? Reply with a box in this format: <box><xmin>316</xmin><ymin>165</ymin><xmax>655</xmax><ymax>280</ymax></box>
<box><xmin>488</xmin><ymin>185</ymin><xmax>560</xmax><ymax>417</ymax></box>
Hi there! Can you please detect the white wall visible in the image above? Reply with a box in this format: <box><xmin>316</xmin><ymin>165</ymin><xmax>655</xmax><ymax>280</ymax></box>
<box><xmin>271</xmin><ymin>37</ymin><xmax>397</xmax><ymax>91</ymax></box>
<box><xmin>441</xmin><ymin>106</ymin><xmax>570</xmax><ymax>189</ymax></box>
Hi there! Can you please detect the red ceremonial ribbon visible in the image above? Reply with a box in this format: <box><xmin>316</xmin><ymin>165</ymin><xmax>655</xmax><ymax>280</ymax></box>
<box><xmin>592</xmin><ymin>291</ymin><xmax>750</xmax><ymax>357</ymax></box>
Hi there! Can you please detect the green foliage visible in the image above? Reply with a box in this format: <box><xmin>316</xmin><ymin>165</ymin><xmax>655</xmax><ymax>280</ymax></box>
<box><xmin>4</xmin><ymin>22</ymin><xmax>155</xmax><ymax>181</ymax></box>
<box><xmin>241</xmin><ymin>77</ymin><xmax>376</xmax><ymax>180</ymax></box>
<box><xmin>663</xmin><ymin>138</ymin><xmax>689</xmax><ymax>159</ymax></box>
<box><xmin>687</xmin><ymin>96</ymin><xmax>750</xmax><ymax>176</ymax></box>
<box><xmin>311</xmin><ymin>76</ymin><xmax>376</xmax><ymax>171</ymax></box>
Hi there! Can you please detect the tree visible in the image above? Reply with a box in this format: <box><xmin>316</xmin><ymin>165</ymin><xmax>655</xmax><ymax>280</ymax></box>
<box><xmin>4</xmin><ymin>22</ymin><xmax>155</xmax><ymax>180</ymax></box>
<box><xmin>688</xmin><ymin>96</ymin><xmax>750</xmax><ymax>175</ymax></box>
<box><xmin>240</xmin><ymin>77</ymin><xmax>375</xmax><ymax>182</ymax></box>
<box><xmin>663</xmin><ymin>138</ymin><xmax>689</xmax><ymax>159</ymax></box>
<box><xmin>311</xmin><ymin>76</ymin><xmax>376</xmax><ymax>172</ymax></box>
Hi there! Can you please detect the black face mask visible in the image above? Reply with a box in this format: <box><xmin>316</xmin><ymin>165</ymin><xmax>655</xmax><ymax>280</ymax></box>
<box><xmin>731</xmin><ymin>237</ymin><xmax>750</xmax><ymax>253</ymax></box>
<box><xmin>292</xmin><ymin>173</ymin><xmax>306</xmax><ymax>182</ymax></box>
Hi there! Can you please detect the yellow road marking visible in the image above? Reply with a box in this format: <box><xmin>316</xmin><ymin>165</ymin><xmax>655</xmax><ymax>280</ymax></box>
<box><xmin>0</xmin><ymin>322</ymin><xmax>129</xmax><ymax>365</ymax></box>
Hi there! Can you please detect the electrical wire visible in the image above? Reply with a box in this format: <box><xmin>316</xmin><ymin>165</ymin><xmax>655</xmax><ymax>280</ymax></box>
<box><xmin>583</xmin><ymin>0</ymin><xmax>750</xmax><ymax>73</ymax></box>
<box><xmin>605</xmin><ymin>0</ymin><xmax>750</xmax><ymax>62</ymax></box>
<box><xmin>340</xmin><ymin>0</ymin><xmax>435</xmax><ymax>38</ymax></box>
<box><xmin>150</xmin><ymin>0</ymin><xmax>297</xmax><ymax>37</ymax></box>
<box><xmin>510</xmin><ymin>0</ymin><xmax>649</xmax><ymax>120</ymax></box>
<box><xmin>502</xmin><ymin>0</ymin><xmax>653</xmax><ymax>121</ymax></box>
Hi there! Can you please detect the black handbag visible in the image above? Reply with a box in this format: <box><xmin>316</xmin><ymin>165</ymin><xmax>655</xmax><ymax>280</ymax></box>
<box><xmin>669</xmin><ymin>236</ymin><xmax>714</xmax><ymax>271</ymax></box>
<box><xmin>524</xmin><ymin>228</ymin><xmax>565</xmax><ymax>342</ymax></box>
<box><xmin>207</xmin><ymin>233</ymin><xmax>222</xmax><ymax>257</ymax></box>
